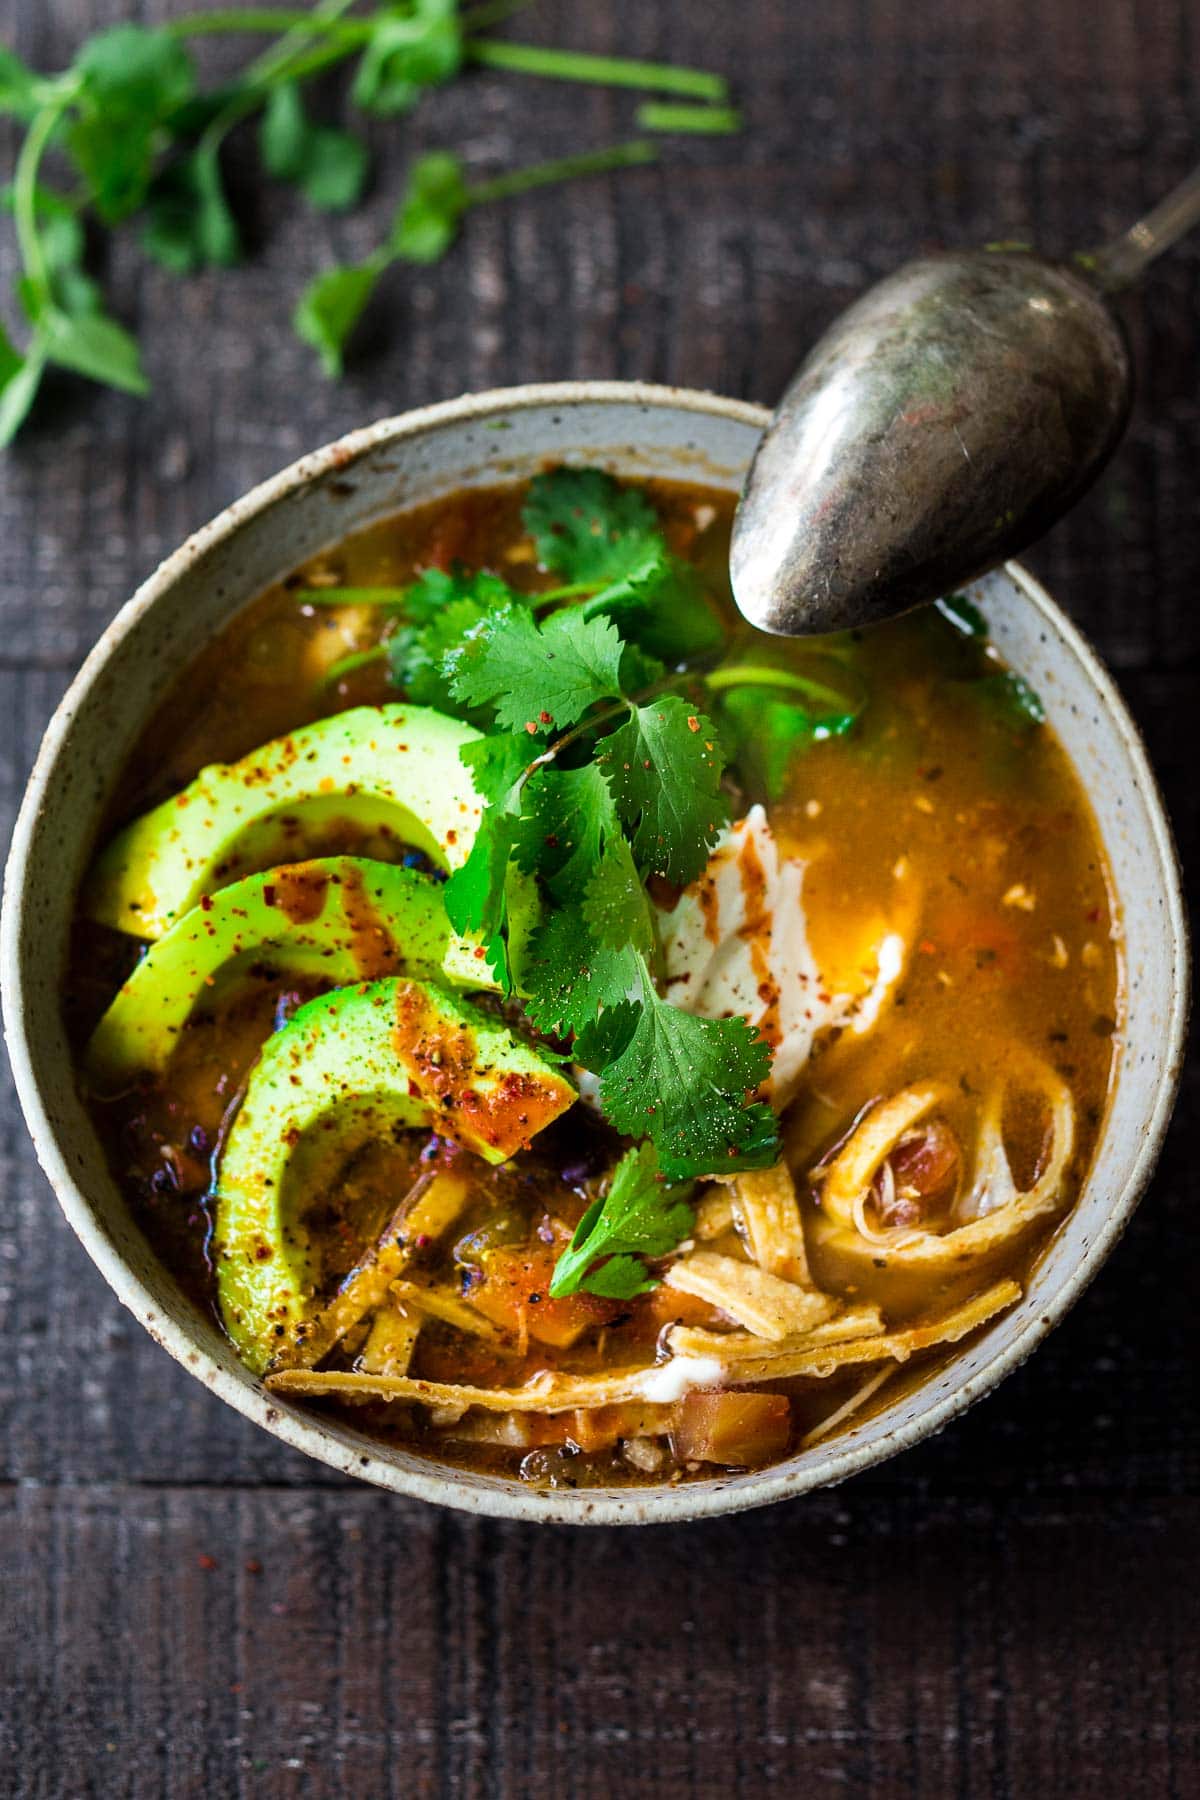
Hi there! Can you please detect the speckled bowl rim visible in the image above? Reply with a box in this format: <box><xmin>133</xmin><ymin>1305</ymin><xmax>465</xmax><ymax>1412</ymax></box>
<box><xmin>2</xmin><ymin>381</ymin><xmax>1189</xmax><ymax>1524</ymax></box>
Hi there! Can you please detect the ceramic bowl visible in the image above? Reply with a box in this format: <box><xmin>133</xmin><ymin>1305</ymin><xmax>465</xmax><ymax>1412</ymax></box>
<box><xmin>1</xmin><ymin>383</ymin><xmax>1188</xmax><ymax>1523</ymax></box>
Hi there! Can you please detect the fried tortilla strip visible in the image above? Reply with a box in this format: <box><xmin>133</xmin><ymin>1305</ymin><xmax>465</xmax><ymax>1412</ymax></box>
<box><xmin>358</xmin><ymin>1304</ymin><xmax>422</xmax><ymax>1378</ymax></box>
<box><xmin>720</xmin><ymin>1162</ymin><xmax>810</xmax><ymax>1282</ymax></box>
<box><xmin>274</xmin><ymin>1168</ymin><xmax>473</xmax><ymax>1371</ymax></box>
<box><xmin>709</xmin><ymin>1279</ymin><xmax>1021</xmax><ymax>1383</ymax></box>
<box><xmin>389</xmin><ymin>1279</ymin><xmax>504</xmax><ymax>1342</ymax></box>
<box><xmin>266</xmin><ymin>1363</ymin><xmax>670</xmax><ymax>1412</ymax></box>
<box><xmin>663</xmin><ymin>1250</ymin><xmax>837</xmax><ymax>1340</ymax></box>
<box><xmin>819</xmin><ymin>1082</ymin><xmax>952</xmax><ymax>1227</ymax></box>
<box><xmin>693</xmin><ymin>1187</ymin><xmax>736</xmax><ymax>1240</ymax></box>
<box><xmin>667</xmin><ymin>1302</ymin><xmax>885</xmax><ymax>1363</ymax></box>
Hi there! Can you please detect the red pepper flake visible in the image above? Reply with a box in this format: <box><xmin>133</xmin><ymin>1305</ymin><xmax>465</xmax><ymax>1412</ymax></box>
<box><xmin>262</xmin><ymin>885</ymin><xmax>277</xmax><ymax>907</ymax></box>
<box><xmin>200</xmin><ymin>894</ymin><xmax>214</xmax><ymax>913</ymax></box>
<box><xmin>539</xmin><ymin>710</ymin><xmax>552</xmax><ymax>724</ymax></box>
<box><xmin>244</xmin><ymin>1559</ymin><xmax>263</xmax><ymax>1576</ymax></box>
<box><xmin>687</xmin><ymin>715</ymin><xmax>700</xmax><ymax>732</ymax></box>
<box><xmin>919</xmin><ymin>939</ymin><xmax>937</xmax><ymax>956</ymax></box>
<box><xmin>473</xmin><ymin>945</ymin><xmax>486</xmax><ymax>960</ymax></box>
<box><xmin>525</xmin><ymin>721</ymin><xmax>538</xmax><ymax>735</ymax></box>
<box><xmin>197</xmin><ymin>1553</ymin><xmax>217</xmax><ymax>1572</ymax></box>
<box><xmin>1086</xmin><ymin>907</ymin><xmax>1102</xmax><ymax>922</ymax></box>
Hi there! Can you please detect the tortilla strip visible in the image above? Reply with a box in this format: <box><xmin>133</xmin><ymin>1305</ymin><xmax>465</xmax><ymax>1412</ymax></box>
<box><xmin>389</xmin><ymin>1279</ymin><xmax>503</xmax><ymax>1342</ymax></box>
<box><xmin>266</xmin><ymin>1363</ymin><xmax>666</xmax><ymax>1412</ymax></box>
<box><xmin>819</xmin><ymin>1082</ymin><xmax>951</xmax><ymax>1229</ymax></box>
<box><xmin>267</xmin><ymin>1282</ymin><xmax>1020</xmax><ymax>1411</ymax></box>
<box><xmin>666</xmin><ymin>1302</ymin><xmax>886</xmax><ymax>1363</ymax></box>
<box><xmin>693</xmin><ymin>1187</ymin><xmax>736</xmax><ymax>1240</ymax></box>
<box><xmin>272</xmin><ymin>1168</ymin><xmax>472</xmax><ymax>1372</ymax></box>
<box><xmin>813</xmin><ymin>1055</ymin><xmax>1075</xmax><ymax>1271</ymax></box>
<box><xmin>358</xmin><ymin>1304</ymin><xmax>422</xmax><ymax>1378</ymax></box>
<box><xmin>706</xmin><ymin>1279</ymin><xmax>1021</xmax><ymax>1383</ymax></box>
<box><xmin>663</xmin><ymin>1251</ymin><xmax>837</xmax><ymax>1340</ymax></box>
<box><xmin>716</xmin><ymin>1163</ymin><xmax>810</xmax><ymax>1283</ymax></box>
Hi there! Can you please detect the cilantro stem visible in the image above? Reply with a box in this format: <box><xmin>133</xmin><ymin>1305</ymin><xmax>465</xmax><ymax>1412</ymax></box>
<box><xmin>320</xmin><ymin>645</ymin><xmax>387</xmax><ymax>687</ymax></box>
<box><xmin>467</xmin><ymin>141</ymin><xmax>657</xmax><ymax>208</ymax></box>
<box><xmin>636</xmin><ymin>103</ymin><xmax>743</xmax><ymax>134</ymax></box>
<box><xmin>14</xmin><ymin>93</ymin><xmax>73</xmax><ymax>305</ymax></box>
<box><xmin>530</xmin><ymin>579</ymin><xmax>601</xmax><ymax>609</ymax></box>
<box><xmin>297</xmin><ymin>586</ymin><xmax>409</xmax><ymax>606</ymax></box>
<box><xmin>197</xmin><ymin>0</ymin><xmax>361</xmax><ymax>160</ymax></box>
<box><xmin>704</xmin><ymin>664</ymin><xmax>853</xmax><ymax>711</ymax></box>
<box><xmin>465</xmin><ymin>40</ymin><xmax>729</xmax><ymax>100</ymax></box>
<box><xmin>168</xmin><ymin>9</ymin><xmax>362</xmax><ymax>35</ymax></box>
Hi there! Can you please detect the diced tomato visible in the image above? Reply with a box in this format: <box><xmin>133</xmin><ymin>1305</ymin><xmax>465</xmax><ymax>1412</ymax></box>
<box><xmin>671</xmin><ymin>1390</ymin><xmax>791</xmax><ymax>1467</ymax></box>
<box><xmin>643</xmin><ymin>1283</ymin><xmax>728</xmax><ymax>1334</ymax></box>
<box><xmin>882</xmin><ymin>1119</ymin><xmax>962</xmax><ymax>1226</ymax></box>
<box><xmin>469</xmin><ymin>1227</ymin><xmax>614</xmax><ymax>1348</ymax></box>
<box><xmin>565</xmin><ymin>1403</ymin><xmax>673</xmax><ymax>1454</ymax></box>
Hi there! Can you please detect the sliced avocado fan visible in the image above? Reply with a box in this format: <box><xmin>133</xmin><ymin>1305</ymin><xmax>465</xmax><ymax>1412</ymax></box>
<box><xmin>214</xmin><ymin>976</ymin><xmax>576</xmax><ymax>1373</ymax></box>
<box><xmin>83</xmin><ymin>704</ymin><xmax>537</xmax><ymax>966</ymax></box>
<box><xmin>83</xmin><ymin>856</ymin><xmax>502</xmax><ymax>1095</ymax></box>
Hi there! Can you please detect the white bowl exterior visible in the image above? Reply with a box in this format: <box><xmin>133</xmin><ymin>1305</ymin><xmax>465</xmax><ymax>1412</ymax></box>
<box><xmin>1</xmin><ymin>384</ymin><xmax>1188</xmax><ymax>1524</ymax></box>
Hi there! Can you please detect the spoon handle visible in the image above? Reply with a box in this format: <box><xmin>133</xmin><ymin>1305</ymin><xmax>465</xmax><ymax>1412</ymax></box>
<box><xmin>1084</xmin><ymin>163</ymin><xmax>1200</xmax><ymax>292</ymax></box>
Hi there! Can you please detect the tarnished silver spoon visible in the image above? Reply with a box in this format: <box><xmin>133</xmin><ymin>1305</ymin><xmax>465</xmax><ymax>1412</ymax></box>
<box><xmin>730</xmin><ymin>165</ymin><xmax>1200</xmax><ymax>635</ymax></box>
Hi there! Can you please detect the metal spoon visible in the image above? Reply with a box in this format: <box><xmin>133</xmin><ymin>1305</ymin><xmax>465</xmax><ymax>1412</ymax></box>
<box><xmin>730</xmin><ymin>165</ymin><xmax>1200</xmax><ymax>635</ymax></box>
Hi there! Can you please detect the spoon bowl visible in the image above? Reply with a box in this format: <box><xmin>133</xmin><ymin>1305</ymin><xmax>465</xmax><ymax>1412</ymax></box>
<box><xmin>731</xmin><ymin>250</ymin><xmax>1131</xmax><ymax>634</ymax></box>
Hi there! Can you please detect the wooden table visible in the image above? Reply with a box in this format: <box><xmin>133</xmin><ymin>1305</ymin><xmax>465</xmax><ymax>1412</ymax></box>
<box><xmin>2</xmin><ymin>3</ymin><xmax>1196</xmax><ymax>1794</ymax></box>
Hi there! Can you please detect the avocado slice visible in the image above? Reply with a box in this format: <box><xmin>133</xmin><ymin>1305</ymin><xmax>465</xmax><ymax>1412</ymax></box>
<box><xmin>84</xmin><ymin>704</ymin><xmax>537</xmax><ymax>966</ymax></box>
<box><xmin>214</xmin><ymin>976</ymin><xmax>576</xmax><ymax>1372</ymax></box>
<box><xmin>83</xmin><ymin>856</ymin><xmax>501</xmax><ymax>1095</ymax></box>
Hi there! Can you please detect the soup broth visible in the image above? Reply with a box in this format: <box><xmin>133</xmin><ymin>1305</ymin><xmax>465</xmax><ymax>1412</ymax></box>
<box><xmin>69</xmin><ymin>475</ymin><xmax>1121</xmax><ymax>1489</ymax></box>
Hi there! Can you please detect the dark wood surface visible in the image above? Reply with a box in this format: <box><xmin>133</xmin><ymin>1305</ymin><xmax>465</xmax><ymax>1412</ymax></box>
<box><xmin>2</xmin><ymin>3</ymin><xmax>1197</xmax><ymax>1795</ymax></box>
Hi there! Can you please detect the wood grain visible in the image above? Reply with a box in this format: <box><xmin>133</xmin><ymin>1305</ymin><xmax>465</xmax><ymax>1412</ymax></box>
<box><xmin>0</xmin><ymin>1</ymin><xmax>1196</xmax><ymax>1795</ymax></box>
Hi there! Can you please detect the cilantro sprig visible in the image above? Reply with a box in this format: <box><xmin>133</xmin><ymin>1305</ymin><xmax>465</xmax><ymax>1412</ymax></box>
<box><xmin>549</xmin><ymin>1143</ymin><xmax>696</xmax><ymax>1301</ymax></box>
<box><xmin>373</xmin><ymin>470</ymin><xmax>784</xmax><ymax>1204</ymax></box>
<box><xmin>0</xmin><ymin>7</ymin><xmax>740</xmax><ymax>442</ymax></box>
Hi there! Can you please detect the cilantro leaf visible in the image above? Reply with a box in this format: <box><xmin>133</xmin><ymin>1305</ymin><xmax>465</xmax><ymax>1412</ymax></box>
<box><xmin>710</xmin><ymin>654</ymin><xmax>866</xmax><ymax>799</ymax></box>
<box><xmin>291</xmin><ymin>260</ymin><xmax>381</xmax><ymax>377</ymax></box>
<box><xmin>458</xmin><ymin>732</ymin><xmax>532</xmax><ymax>806</ymax></box>
<box><xmin>523</xmin><ymin>466</ymin><xmax>660</xmax><ymax>581</ymax></box>
<box><xmin>0</xmin><ymin>341</ymin><xmax>45</xmax><ymax>448</ymax></box>
<box><xmin>581</xmin><ymin>837</ymin><xmax>654</xmax><ymax>956</ymax></box>
<box><xmin>260</xmin><ymin>84</ymin><xmax>369</xmax><ymax>213</ymax></box>
<box><xmin>598</xmin><ymin>995</ymin><xmax>778</xmax><ymax>1179</ymax></box>
<box><xmin>2</xmin><ymin>185</ymin><xmax>100</xmax><ymax>316</ymax></box>
<box><xmin>404</xmin><ymin>566</ymin><xmax>517</xmax><ymax>626</ymax></box>
<box><xmin>141</xmin><ymin>146</ymin><xmax>240</xmax><ymax>272</ymax></box>
<box><xmin>937</xmin><ymin>592</ymin><xmax>988</xmax><ymax>638</ymax></box>
<box><xmin>598</xmin><ymin>698</ymin><xmax>728</xmax><ymax>883</ymax></box>
<box><xmin>511</xmin><ymin>762</ymin><xmax>619</xmax><ymax>901</ymax></box>
<box><xmin>522</xmin><ymin>909</ymin><xmax>640</xmax><ymax>1038</ymax></box>
<box><xmin>0</xmin><ymin>47</ymin><xmax>44</xmax><ymax>123</ymax></box>
<box><xmin>583</xmin><ymin>544</ymin><xmax>726</xmax><ymax>663</ymax></box>
<box><xmin>389</xmin><ymin>150</ymin><xmax>470</xmax><ymax>262</ymax></box>
<box><xmin>42</xmin><ymin>311</ymin><xmax>148</xmax><ymax>396</ymax></box>
<box><xmin>549</xmin><ymin>1143</ymin><xmax>694</xmax><ymax>1299</ymax></box>
<box><xmin>447</xmin><ymin>604</ymin><xmax>626</xmax><ymax>733</ymax></box>
<box><xmin>352</xmin><ymin>0</ymin><xmax>463</xmax><ymax>117</ymax></box>
<box><xmin>443</xmin><ymin>809</ymin><xmax>520</xmax><ymax>987</ymax></box>
<box><xmin>68</xmin><ymin>27</ymin><xmax>195</xmax><ymax>223</ymax></box>
<box><xmin>387</xmin><ymin>597</ymin><xmax>496</xmax><ymax>718</ymax></box>
<box><xmin>967</xmin><ymin>668</ymin><xmax>1046</xmax><ymax>731</ymax></box>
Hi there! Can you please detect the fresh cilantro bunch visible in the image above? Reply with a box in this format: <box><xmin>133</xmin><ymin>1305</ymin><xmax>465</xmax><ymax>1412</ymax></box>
<box><xmin>0</xmin><ymin>6</ymin><xmax>739</xmax><ymax>442</ymax></box>
<box><xmin>374</xmin><ymin>472</ymin><xmax>781</xmax><ymax>1233</ymax></box>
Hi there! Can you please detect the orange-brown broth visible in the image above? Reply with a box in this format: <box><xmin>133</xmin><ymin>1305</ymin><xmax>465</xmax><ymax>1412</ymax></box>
<box><xmin>68</xmin><ymin>479</ymin><xmax>1121</xmax><ymax>1487</ymax></box>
